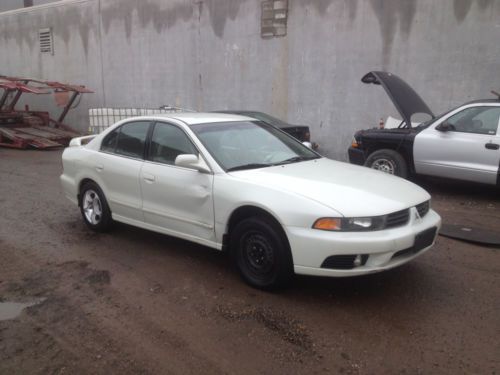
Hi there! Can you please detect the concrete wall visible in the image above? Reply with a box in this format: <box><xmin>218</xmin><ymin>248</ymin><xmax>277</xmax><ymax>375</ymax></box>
<box><xmin>0</xmin><ymin>0</ymin><xmax>499</xmax><ymax>160</ymax></box>
<box><xmin>0</xmin><ymin>0</ymin><xmax>61</xmax><ymax>13</ymax></box>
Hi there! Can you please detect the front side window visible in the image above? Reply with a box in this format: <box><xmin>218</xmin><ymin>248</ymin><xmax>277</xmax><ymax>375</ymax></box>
<box><xmin>149</xmin><ymin>123</ymin><xmax>198</xmax><ymax>165</ymax></box>
<box><xmin>446</xmin><ymin>107</ymin><xmax>500</xmax><ymax>135</ymax></box>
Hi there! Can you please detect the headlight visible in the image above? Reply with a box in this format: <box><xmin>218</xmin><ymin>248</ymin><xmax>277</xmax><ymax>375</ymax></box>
<box><xmin>313</xmin><ymin>216</ymin><xmax>386</xmax><ymax>231</ymax></box>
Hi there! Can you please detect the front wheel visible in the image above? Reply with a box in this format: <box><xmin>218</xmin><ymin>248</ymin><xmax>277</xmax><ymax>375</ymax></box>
<box><xmin>365</xmin><ymin>149</ymin><xmax>408</xmax><ymax>178</ymax></box>
<box><xmin>230</xmin><ymin>216</ymin><xmax>294</xmax><ymax>290</ymax></box>
<box><xmin>79</xmin><ymin>182</ymin><xmax>113</xmax><ymax>232</ymax></box>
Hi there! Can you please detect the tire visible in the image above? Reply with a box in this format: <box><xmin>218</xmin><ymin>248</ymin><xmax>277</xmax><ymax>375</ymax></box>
<box><xmin>365</xmin><ymin>149</ymin><xmax>408</xmax><ymax>178</ymax></box>
<box><xmin>230</xmin><ymin>216</ymin><xmax>294</xmax><ymax>290</ymax></box>
<box><xmin>79</xmin><ymin>181</ymin><xmax>113</xmax><ymax>232</ymax></box>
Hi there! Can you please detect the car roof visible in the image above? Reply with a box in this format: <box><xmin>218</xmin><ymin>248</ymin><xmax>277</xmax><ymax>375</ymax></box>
<box><xmin>140</xmin><ymin>112</ymin><xmax>256</xmax><ymax>125</ymax></box>
<box><xmin>461</xmin><ymin>99</ymin><xmax>500</xmax><ymax>106</ymax></box>
<box><xmin>212</xmin><ymin>110</ymin><xmax>262</xmax><ymax>115</ymax></box>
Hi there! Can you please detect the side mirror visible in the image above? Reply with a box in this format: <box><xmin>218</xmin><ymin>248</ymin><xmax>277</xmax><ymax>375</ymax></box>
<box><xmin>174</xmin><ymin>154</ymin><xmax>211</xmax><ymax>173</ymax></box>
<box><xmin>436</xmin><ymin>122</ymin><xmax>452</xmax><ymax>132</ymax></box>
<box><xmin>302</xmin><ymin>141</ymin><xmax>313</xmax><ymax>149</ymax></box>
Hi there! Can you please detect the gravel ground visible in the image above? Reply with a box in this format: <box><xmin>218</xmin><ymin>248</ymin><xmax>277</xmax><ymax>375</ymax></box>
<box><xmin>0</xmin><ymin>148</ymin><xmax>498</xmax><ymax>375</ymax></box>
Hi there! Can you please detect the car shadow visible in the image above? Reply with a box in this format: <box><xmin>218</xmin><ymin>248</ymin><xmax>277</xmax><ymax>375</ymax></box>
<box><xmin>104</xmin><ymin>221</ymin><xmax>437</xmax><ymax>305</ymax></box>
<box><xmin>288</xmin><ymin>263</ymin><xmax>431</xmax><ymax>299</ymax></box>
<box><xmin>411</xmin><ymin>175</ymin><xmax>499</xmax><ymax>199</ymax></box>
<box><xmin>108</xmin><ymin>221</ymin><xmax>232</xmax><ymax>269</ymax></box>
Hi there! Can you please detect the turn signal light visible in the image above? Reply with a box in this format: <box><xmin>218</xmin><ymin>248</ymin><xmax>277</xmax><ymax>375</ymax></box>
<box><xmin>313</xmin><ymin>218</ymin><xmax>342</xmax><ymax>231</ymax></box>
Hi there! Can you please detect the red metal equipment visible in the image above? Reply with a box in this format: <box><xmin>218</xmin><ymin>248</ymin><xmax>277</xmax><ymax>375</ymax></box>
<box><xmin>0</xmin><ymin>75</ymin><xmax>93</xmax><ymax>149</ymax></box>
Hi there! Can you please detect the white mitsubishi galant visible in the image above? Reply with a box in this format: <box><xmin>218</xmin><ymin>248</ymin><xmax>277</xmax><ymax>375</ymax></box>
<box><xmin>61</xmin><ymin>113</ymin><xmax>441</xmax><ymax>289</ymax></box>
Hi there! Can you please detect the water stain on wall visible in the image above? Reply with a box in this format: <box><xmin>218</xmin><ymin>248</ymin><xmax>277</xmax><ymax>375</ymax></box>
<box><xmin>204</xmin><ymin>0</ymin><xmax>248</xmax><ymax>38</ymax></box>
<box><xmin>453</xmin><ymin>0</ymin><xmax>473</xmax><ymax>22</ymax></box>
<box><xmin>345</xmin><ymin>0</ymin><xmax>358</xmax><ymax>22</ymax></box>
<box><xmin>300</xmin><ymin>0</ymin><xmax>334</xmax><ymax>14</ymax></box>
<box><xmin>453</xmin><ymin>0</ymin><xmax>496</xmax><ymax>23</ymax></box>
<box><xmin>101</xmin><ymin>0</ymin><xmax>194</xmax><ymax>40</ymax></box>
<box><xmin>369</xmin><ymin>0</ymin><xmax>417</xmax><ymax>68</ymax></box>
<box><xmin>101</xmin><ymin>0</ymin><xmax>248</xmax><ymax>40</ymax></box>
<box><xmin>0</xmin><ymin>12</ymin><xmax>38</xmax><ymax>50</ymax></box>
<box><xmin>52</xmin><ymin>6</ymin><xmax>95</xmax><ymax>57</ymax></box>
<box><xmin>297</xmin><ymin>0</ymin><xmax>358</xmax><ymax>23</ymax></box>
<box><xmin>0</xmin><ymin>3</ymin><xmax>95</xmax><ymax>57</ymax></box>
<box><xmin>271</xmin><ymin>39</ymin><xmax>289</xmax><ymax>119</ymax></box>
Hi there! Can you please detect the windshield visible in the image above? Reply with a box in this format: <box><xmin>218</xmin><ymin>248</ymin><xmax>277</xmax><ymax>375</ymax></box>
<box><xmin>191</xmin><ymin>121</ymin><xmax>320</xmax><ymax>171</ymax></box>
<box><xmin>242</xmin><ymin>112</ymin><xmax>289</xmax><ymax>128</ymax></box>
<box><xmin>415</xmin><ymin>104</ymin><xmax>467</xmax><ymax>129</ymax></box>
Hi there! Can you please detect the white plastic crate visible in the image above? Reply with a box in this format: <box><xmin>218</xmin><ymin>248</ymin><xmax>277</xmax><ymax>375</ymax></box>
<box><xmin>88</xmin><ymin>107</ymin><xmax>194</xmax><ymax>134</ymax></box>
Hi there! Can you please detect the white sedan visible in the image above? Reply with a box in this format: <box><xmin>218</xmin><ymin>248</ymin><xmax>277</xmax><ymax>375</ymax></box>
<box><xmin>61</xmin><ymin>113</ymin><xmax>441</xmax><ymax>289</ymax></box>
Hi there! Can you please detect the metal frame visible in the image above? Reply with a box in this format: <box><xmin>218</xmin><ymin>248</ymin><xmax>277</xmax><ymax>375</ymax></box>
<box><xmin>0</xmin><ymin>75</ymin><xmax>93</xmax><ymax>149</ymax></box>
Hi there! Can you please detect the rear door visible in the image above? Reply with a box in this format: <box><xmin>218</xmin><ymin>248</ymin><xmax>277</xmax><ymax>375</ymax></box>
<box><xmin>414</xmin><ymin>105</ymin><xmax>500</xmax><ymax>185</ymax></box>
<box><xmin>95</xmin><ymin>120</ymin><xmax>151</xmax><ymax>222</ymax></box>
<box><xmin>140</xmin><ymin>121</ymin><xmax>215</xmax><ymax>243</ymax></box>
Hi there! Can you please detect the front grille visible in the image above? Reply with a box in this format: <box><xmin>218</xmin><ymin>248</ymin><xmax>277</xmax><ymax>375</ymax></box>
<box><xmin>392</xmin><ymin>226</ymin><xmax>438</xmax><ymax>260</ymax></box>
<box><xmin>385</xmin><ymin>209</ymin><xmax>410</xmax><ymax>229</ymax></box>
<box><xmin>321</xmin><ymin>254</ymin><xmax>368</xmax><ymax>270</ymax></box>
<box><xmin>416</xmin><ymin>200</ymin><xmax>430</xmax><ymax>218</ymax></box>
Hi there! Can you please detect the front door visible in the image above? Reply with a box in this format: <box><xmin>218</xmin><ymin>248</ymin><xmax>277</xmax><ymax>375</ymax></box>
<box><xmin>140</xmin><ymin>122</ymin><xmax>215</xmax><ymax>243</ymax></box>
<box><xmin>414</xmin><ymin>105</ymin><xmax>500</xmax><ymax>185</ymax></box>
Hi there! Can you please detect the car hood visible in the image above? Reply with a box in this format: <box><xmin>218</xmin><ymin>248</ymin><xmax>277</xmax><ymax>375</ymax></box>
<box><xmin>362</xmin><ymin>71</ymin><xmax>434</xmax><ymax>126</ymax></box>
<box><xmin>229</xmin><ymin>158</ymin><xmax>430</xmax><ymax>217</ymax></box>
<box><xmin>355</xmin><ymin>126</ymin><xmax>422</xmax><ymax>139</ymax></box>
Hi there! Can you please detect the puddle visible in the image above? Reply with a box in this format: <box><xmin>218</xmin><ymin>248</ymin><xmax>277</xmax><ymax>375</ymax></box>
<box><xmin>0</xmin><ymin>299</ymin><xmax>46</xmax><ymax>321</ymax></box>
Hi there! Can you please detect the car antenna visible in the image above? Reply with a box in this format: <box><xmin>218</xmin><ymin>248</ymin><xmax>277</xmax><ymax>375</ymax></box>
<box><xmin>491</xmin><ymin>90</ymin><xmax>500</xmax><ymax>100</ymax></box>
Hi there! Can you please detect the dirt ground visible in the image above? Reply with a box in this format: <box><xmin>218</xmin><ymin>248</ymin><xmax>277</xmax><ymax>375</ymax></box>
<box><xmin>0</xmin><ymin>148</ymin><xmax>498</xmax><ymax>375</ymax></box>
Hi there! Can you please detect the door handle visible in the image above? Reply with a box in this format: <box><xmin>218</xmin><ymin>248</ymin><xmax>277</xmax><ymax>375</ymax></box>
<box><xmin>485</xmin><ymin>143</ymin><xmax>499</xmax><ymax>150</ymax></box>
<box><xmin>143</xmin><ymin>173</ymin><xmax>155</xmax><ymax>183</ymax></box>
<box><xmin>95</xmin><ymin>164</ymin><xmax>104</xmax><ymax>172</ymax></box>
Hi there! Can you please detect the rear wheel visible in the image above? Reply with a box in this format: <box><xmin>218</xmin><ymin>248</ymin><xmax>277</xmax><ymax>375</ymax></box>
<box><xmin>230</xmin><ymin>216</ymin><xmax>293</xmax><ymax>290</ymax></box>
<box><xmin>365</xmin><ymin>149</ymin><xmax>408</xmax><ymax>178</ymax></box>
<box><xmin>79</xmin><ymin>182</ymin><xmax>113</xmax><ymax>232</ymax></box>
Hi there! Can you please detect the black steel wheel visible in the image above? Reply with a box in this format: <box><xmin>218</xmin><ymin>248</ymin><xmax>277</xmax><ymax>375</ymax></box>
<box><xmin>79</xmin><ymin>181</ymin><xmax>113</xmax><ymax>232</ymax></box>
<box><xmin>365</xmin><ymin>149</ymin><xmax>408</xmax><ymax>178</ymax></box>
<box><xmin>230</xmin><ymin>216</ymin><xmax>293</xmax><ymax>290</ymax></box>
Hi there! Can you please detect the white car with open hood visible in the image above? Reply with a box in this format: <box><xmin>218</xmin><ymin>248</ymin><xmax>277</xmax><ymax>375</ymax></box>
<box><xmin>61</xmin><ymin>113</ymin><xmax>441</xmax><ymax>289</ymax></box>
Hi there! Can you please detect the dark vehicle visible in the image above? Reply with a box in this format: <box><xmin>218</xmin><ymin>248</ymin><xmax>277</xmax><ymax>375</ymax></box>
<box><xmin>348</xmin><ymin>71</ymin><xmax>500</xmax><ymax>185</ymax></box>
<box><xmin>213</xmin><ymin>110</ymin><xmax>317</xmax><ymax>149</ymax></box>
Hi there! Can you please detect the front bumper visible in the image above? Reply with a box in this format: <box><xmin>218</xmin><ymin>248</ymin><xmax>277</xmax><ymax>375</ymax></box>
<box><xmin>285</xmin><ymin>208</ymin><xmax>441</xmax><ymax>277</ymax></box>
<box><xmin>348</xmin><ymin>146</ymin><xmax>365</xmax><ymax>165</ymax></box>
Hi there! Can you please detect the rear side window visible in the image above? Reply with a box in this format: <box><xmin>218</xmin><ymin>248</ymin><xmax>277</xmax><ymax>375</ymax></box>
<box><xmin>149</xmin><ymin>123</ymin><xmax>198</xmax><ymax>165</ymax></box>
<box><xmin>101</xmin><ymin>129</ymin><xmax>118</xmax><ymax>152</ymax></box>
<box><xmin>110</xmin><ymin>121</ymin><xmax>150</xmax><ymax>159</ymax></box>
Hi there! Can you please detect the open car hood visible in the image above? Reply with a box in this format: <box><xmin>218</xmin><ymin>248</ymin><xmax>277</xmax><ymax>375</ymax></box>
<box><xmin>362</xmin><ymin>71</ymin><xmax>434</xmax><ymax>127</ymax></box>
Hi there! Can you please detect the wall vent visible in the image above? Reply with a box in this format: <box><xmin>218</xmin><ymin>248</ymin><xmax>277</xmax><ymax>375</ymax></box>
<box><xmin>261</xmin><ymin>0</ymin><xmax>288</xmax><ymax>38</ymax></box>
<box><xmin>39</xmin><ymin>28</ymin><xmax>53</xmax><ymax>54</ymax></box>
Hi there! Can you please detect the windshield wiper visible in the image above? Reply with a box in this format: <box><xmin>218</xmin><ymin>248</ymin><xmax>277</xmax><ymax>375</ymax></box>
<box><xmin>274</xmin><ymin>155</ymin><xmax>319</xmax><ymax>165</ymax></box>
<box><xmin>227</xmin><ymin>163</ymin><xmax>271</xmax><ymax>172</ymax></box>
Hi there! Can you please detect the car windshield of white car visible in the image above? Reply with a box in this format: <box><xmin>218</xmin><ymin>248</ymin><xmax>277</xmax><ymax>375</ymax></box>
<box><xmin>191</xmin><ymin>121</ymin><xmax>320</xmax><ymax>171</ymax></box>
